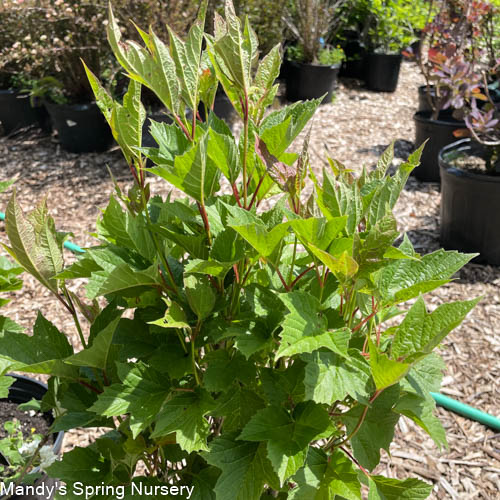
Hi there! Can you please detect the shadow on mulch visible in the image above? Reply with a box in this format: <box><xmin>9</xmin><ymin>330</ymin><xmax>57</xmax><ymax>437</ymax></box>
<box><xmin>357</xmin><ymin>139</ymin><xmax>415</xmax><ymax>161</ymax></box>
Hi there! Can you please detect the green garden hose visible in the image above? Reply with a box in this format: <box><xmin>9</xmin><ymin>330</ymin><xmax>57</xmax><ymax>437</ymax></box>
<box><xmin>431</xmin><ymin>392</ymin><xmax>500</xmax><ymax>431</ymax></box>
<box><xmin>0</xmin><ymin>211</ymin><xmax>84</xmax><ymax>253</ymax></box>
<box><xmin>1</xmin><ymin>211</ymin><xmax>500</xmax><ymax>430</ymax></box>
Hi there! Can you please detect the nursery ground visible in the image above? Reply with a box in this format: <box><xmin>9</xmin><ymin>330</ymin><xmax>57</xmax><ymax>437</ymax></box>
<box><xmin>0</xmin><ymin>62</ymin><xmax>499</xmax><ymax>499</ymax></box>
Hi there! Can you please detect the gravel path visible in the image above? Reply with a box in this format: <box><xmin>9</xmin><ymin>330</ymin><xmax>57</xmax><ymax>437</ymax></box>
<box><xmin>0</xmin><ymin>61</ymin><xmax>499</xmax><ymax>499</ymax></box>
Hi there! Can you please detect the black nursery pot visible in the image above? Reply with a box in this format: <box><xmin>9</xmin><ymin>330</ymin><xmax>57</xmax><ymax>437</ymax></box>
<box><xmin>285</xmin><ymin>60</ymin><xmax>340</xmax><ymax>103</ymax></box>
<box><xmin>0</xmin><ymin>375</ymin><xmax>64</xmax><ymax>500</ymax></box>
<box><xmin>439</xmin><ymin>139</ymin><xmax>500</xmax><ymax>266</ymax></box>
<box><xmin>45</xmin><ymin>101</ymin><xmax>114</xmax><ymax>153</ymax></box>
<box><xmin>413</xmin><ymin>110</ymin><xmax>464</xmax><ymax>182</ymax></box>
<box><xmin>0</xmin><ymin>90</ymin><xmax>50</xmax><ymax>135</ymax></box>
<box><xmin>417</xmin><ymin>85</ymin><xmax>435</xmax><ymax>113</ymax></box>
<box><xmin>365</xmin><ymin>53</ymin><xmax>402</xmax><ymax>92</ymax></box>
<box><xmin>197</xmin><ymin>92</ymin><xmax>235</xmax><ymax>125</ymax></box>
<box><xmin>339</xmin><ymin>38</ymin><xmax>367</xmax><ymax>80</ymax></box>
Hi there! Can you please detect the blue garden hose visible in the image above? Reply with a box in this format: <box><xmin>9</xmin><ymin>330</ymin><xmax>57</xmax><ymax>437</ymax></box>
<box><xmin>1</xmin><ymin>211</ymin><xmax>500</xmax><ymax>430</ymax></box>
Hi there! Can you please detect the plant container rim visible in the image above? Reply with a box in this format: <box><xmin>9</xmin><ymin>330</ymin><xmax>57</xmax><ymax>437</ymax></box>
<box><xmin>413</xmin><ymin>109</ymin><xmax>464</xmax><ymax>127</ymax></box>
<box><xmin>284</xmin><ymin>59</ymin><xmax>342</xmax><ymax>70</ymax></box>
<box><xmin>439</xmin><ymin>138</ymin><xmax>500</xmax><ymax>183</ymax></box>
<box><xmin>0</xmin><ymin>89</ymin><xmax>31</xmax><ymax>99</ymax></box>
<box><xmin>43</xmin><ymin>100</ymin><xmax>99</xmax><ymax>112</ymax></box>
<box><xmin>367</xmin><ymin>51</ymin><xmax>403</xmax><ymax>58</ymax></box>
<box><xmin>2</xmin><ymin>373</ymin><xmax>65</xmax><ymax>454</ymax></box>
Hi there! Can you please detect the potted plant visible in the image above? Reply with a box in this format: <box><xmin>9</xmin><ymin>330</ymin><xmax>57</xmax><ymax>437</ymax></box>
<box><xmin>362</xmin><ymin>0</ymin><xmax>421</xmax><ymax>92</ymax></box>
<box><xmin>0</xmin><ymin>2</ymin><xmax>479</xmax><ymax>497</ymax></box>
<box><xmin>412</xmin><ymin>0</ymin><xmax>493</xmax><ymax>181</ymax></box>
<box><xmin>0</xmin><ymin>2</ymin><xmax>50</xmax><ymax>135</ymax></box>
<box><xmin>283</xmin><ymin>0</ymin><xmax>348</xmax><ymax>102</ymax></box>
<box><xmin>0</xmin><ymin>375</ymin><xmax>65</xmax><ymax>500</ymax></box>
<box><xmin>439</xmin><ymin>62</ymin><xmax>500</xmax><ymax>265</ymax></box>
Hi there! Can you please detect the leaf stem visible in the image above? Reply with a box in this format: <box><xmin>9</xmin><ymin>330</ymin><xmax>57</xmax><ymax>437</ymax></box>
<box><xmin>191</xmin><ymin>336</ymin><xmax>201</xmax><ymax>386</ymax></box>
<box><xmin>290</xmin><ymin>265</ymin><xmax>315</xmax><ymax>288</ymax></box>
<box><xmin>352</xmin><ymin>310</ymin><xmax>377</xmax><ymax>333</ymax></box>
<box><xmin>287</xmin><ymin>236</ymin><xmax>298</xmax><ymax>286</ymax></box>
<box><xmin>62</xmin><ymin>285</ymin><xmax>87</xmax><ymax>349</ymax></box>
<box><xmin>196</xmin><ymin>201</ymin><xmax>212</xmax><ymax>246</ymax></box>
<box><xmin>231</xmin><ymin>183</ymin><xmax>243</xmax><ymax>208</ymax></box>
<box><xmin>248</xmin><ymin>175</ymin><xmax>265</xmax><ymax>210</ymax></box>
<box><xmin>78</xmin><ymin>379</ymin><xmax>102</xmax><ymax>394</ymax></box>
<box><xmin>173</xmin><ymin>113</ymin><xmax>192</xmax><ymax>141</ymax></box>
<box><xmin>274</xmin><ymin>265</ymin><xmax>291</xmax><ymax>292</ymax></box>
<box><xmin>242</xmin><ymin>92</ymin><xmax>249</xmax><ymax>208</ymax></box>
<box><xmin>339</xmin><ymin>446</ymin><xmax>371</xmax><ymax>479</ymax></box>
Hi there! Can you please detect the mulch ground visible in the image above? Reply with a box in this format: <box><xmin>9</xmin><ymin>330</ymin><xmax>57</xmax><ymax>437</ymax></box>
<box><xmin>0</xmin><ymin>61</ymin><xmax>499</xmax><ymax>499</ymax></box>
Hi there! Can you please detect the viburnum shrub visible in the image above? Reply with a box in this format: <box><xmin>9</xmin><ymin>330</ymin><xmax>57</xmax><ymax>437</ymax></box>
<box><xmin>0</xmin><ymin>1</ymin><xmax>479</xmax><ymax>498</ymax></box>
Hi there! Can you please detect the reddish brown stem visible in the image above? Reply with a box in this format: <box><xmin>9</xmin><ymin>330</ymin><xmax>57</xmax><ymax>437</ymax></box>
<box><xmin>340</xmin><ymin>446</ymin><xmax>371</xmax><ymax>479</ymax></box>
<box><xmin>248</xmin><ymin>175</ymin><xmax>265</xmax><ymax>210</ymax></box>
<box><xmin>352</xmin><ymin>310</ymin><xmax>377</xmax><ymax>333</ymax></box>
<box><xmin>196</xmin><ymin>201</ymin><xmax>211</xmax><ymax>245</ymax></box>
<box><xmin>275</xmin><ymin>267</ymin><xmax>291</xmax><ymax>292</ymax></box>
<box><xmin>207</xmin><ymin>275</ymin><xmax>221</xmax><ymax>293</ymax></box>
<box><xmin>173</xmin><ymin>114</ymin><xmax>192</xmax><ymax>141</ymax></box>
<box><xmin>78</xmin><ymin>380</ymin><xmax>102</xmax><ymax>395</ymax></box>
<box><xmin>128</xmin><ymin>162</ymin><xmax>140</xmax><ymax>186</ymax></box>
<box><xmin>233</xmin><ymin>264</ymin><xmax>240</xmax><ymax>284</ymax></box>
<box><xmin>231</xmin><ymin>183</ymin><xmax>243</xmax><ymax>208</ymax></box>
<box><xmin>102</xmin><ymin>370</ymin><xmax>109</xmax><ymax>386</ymax></box>
<box><xmin>291</xmin><ymin>265</ymin><xmax>315</xmax><ymax>288</ymax></box>
<box><xmin>362</xmin><ymin>335</ymin><xmax>369</xmax><ymax>356</ymax></box>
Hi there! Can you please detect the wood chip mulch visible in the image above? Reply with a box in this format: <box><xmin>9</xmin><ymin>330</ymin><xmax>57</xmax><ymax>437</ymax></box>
<box><xmin>0</xmin><ymin>61</ymin><xmax>499</xmax><ymax>499</ymax></box>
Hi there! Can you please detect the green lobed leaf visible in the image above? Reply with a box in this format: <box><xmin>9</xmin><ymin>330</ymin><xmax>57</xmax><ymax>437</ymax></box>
<box><xmin>184</xmin><ymin>274</ymin><xmax>217</xmax><ymax>320</ymax></box>
<box><xmin>202</xmin><ymin>432</ymin><xmax>278</xmax><ymax>500</ymax></box>
<box><xmin>260</xmin><ymin>100</ymin><xmax>321</xmax><ymax>158</ymax></box>
<box><xmin>342</xmin><ymin>385</ymin><xmax>400</xmax><ymax>471</ymax></box>
<box><xmin>65</xmin><ymin>315</ymin><xmax>121</xmax><ymax>370</ymax></box>
<box><xmin>89</xmin><ymin>362</ymin><xmax>170</xmax><ymax>439</ymax></box>
<box><xmin>150</xmin><ymin>132</ymin><xmax>220</xmax><ymax>203</ymax></box>
<box><xmin>238</xmin><ymin>402</ymin><xmax>331</xmax><ymax>484</ymax></box>
<box><xmin>308</xmin><ymin>245</ymin><xmax>358</xmax><ymax>282</ymax></box>
<box><xmin>368</xmin><ymin>475</ymin><xmax>432</xmax><ymax>500</ymax></box>
<box><xmin>290</xmin><ymin>217</ymin><xmax>347</xmax><ymax>251</ymax></box>
<box><xmin>211</xmin><ymin>384</ymin><xmax>266</xmax><ymax>432</ymax></box>
<box><xmin>290</xmin><ymin>448</ymin><xmax>361</xmax><ymax>500</ymax></box>
<box><xmin>276</xmin><ymin>292</ymin><xmax>352</xmax><ymax>359</ymax></box>
<box><xmin>203</xmin><ymin>350</ymin><xmax>256</xmax><ymax>393</ymax></box>
<box><xmin>0</xmin><ymin>312</ymin><xmax>75</xmax><ymax>377</ymax></box>
<box><xmin>391</xmin><ymin>296</ymin><xmax>480</xmax><ymax>361</ymax></box>
<box><xmin>370</xmin><ymin>341</ymin><xmax>411</xmax><ymax>391</ymax></box>
<box><xmin>375</xmin><ymin>249</ymin><xmax>476</xmax><ymax>303</ymax></box>
<box><xmin>302</xmin><ymin>350</ymin><xmax>373</xmax><ymax>405</ymax></box>
<box><xmin>394</xmin><ymin>392</ymin><xmax>447</xmax><ymax>449</ymax></box>
<box><xmin>148</xmin><ymin>298</ymin><xmax>190</xmax><ymax>330</ymax></box>
<box><xmin>151</xmin><ymin>389</ymin><xmax>215</xmax><ymax>453</ymax></box>
<box><xmin>230</xmin><ymin>221</ymin><xmax>290</xmax><ymax>263</ymax></box>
